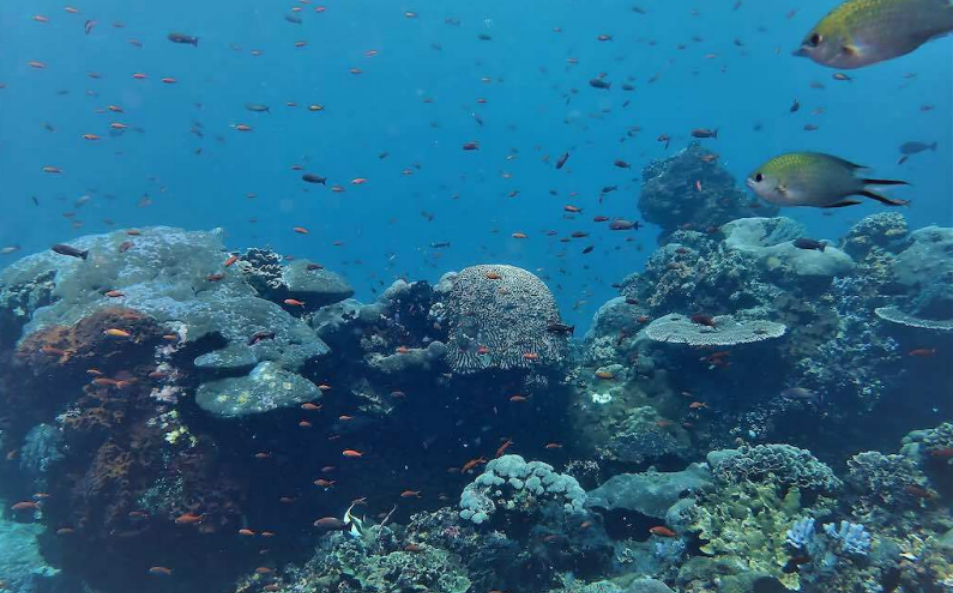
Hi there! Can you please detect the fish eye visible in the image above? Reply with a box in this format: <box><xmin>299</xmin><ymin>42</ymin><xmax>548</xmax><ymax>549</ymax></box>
<box><xmin>808</xmin><ymin>33</ymin><xmax>822</xmax><ymax>47</ymax></box>
<box><xmin>754</xmin><ymin>173</ymin><xmax>764</xmax><ymax>182</ymax></box>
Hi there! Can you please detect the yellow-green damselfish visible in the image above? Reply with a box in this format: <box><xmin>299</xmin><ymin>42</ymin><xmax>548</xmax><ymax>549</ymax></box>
<box><xmin>747</xmin><ymin>153</ymin><xmax>909</xmax><ymax>208</ymax></box>
<box><xmin>795</xmin><ymin>0</ymin><xmax>953</xmax><ymax>69</ymax></box>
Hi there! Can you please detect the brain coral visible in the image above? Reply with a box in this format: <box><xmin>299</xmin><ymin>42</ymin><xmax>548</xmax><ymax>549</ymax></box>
<box><xmin>439</xmin><ymin>265</ymin><xmax>569</xmax><ymax>374</ymax></box>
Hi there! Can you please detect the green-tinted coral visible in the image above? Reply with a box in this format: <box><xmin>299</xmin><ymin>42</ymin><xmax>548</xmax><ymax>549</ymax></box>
<box><xmin>684</xmin><ymin>482</ymin><xmax>813</xmax><ymax>590</ymax></box>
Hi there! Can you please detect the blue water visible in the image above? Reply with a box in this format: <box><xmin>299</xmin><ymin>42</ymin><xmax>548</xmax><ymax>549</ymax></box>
<box><xmin>2</xmin><ymin>0</ymin><xmax>951</xmax><ymax>331</ymax></box>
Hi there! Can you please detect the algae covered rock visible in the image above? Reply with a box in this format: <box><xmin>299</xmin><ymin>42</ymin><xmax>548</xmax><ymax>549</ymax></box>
<box><xmin>195</xmin><ymin>361</ymin><xmax>321</xmax><ymax>417</ymax></box>
<box><xmin>281</xmin><ymin>259</ymin><xmax>354</xmax><ymax>306</ymax></box>
<box><xmin>639</xmin><ymin>143</ymin><xmax>776</xmax><ymax>239</ymax></box>
<box><xmin>0</xmin><ymin>227</ymin><xmax>332</xmax><ymax>418</ymax></box>
<box><xmin>586</xmin><ymin>463</ymin><xmax>712</xmax><ymax>519</ymax></box>
<box><xmin>723</xmin><ymin>217</ymin><xmax>855</xmax><ymax>278</ymax></box>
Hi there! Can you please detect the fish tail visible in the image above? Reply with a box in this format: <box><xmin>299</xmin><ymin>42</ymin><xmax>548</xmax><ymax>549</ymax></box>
<box><xmin>931</xmin><ymin>142</ymin><xmax>938</xmax><ymax>151</ymax></box>
<box><xmin>193</xmin><ymin>38</ymin><xmax>199</xmax><ymax>47</ymax></box>
<box><xmin>862</xmin><ymin>178</ymin><xmax>909</xmax><ymax>187</ymax></box>
<box><xmin>713</xmin><ymin>129</ymin><xmax>719</xmax><ymax>139</ymax></box>
<box><xmin>858</xmin><ymin>190</ymin><xmax>909</xmax><ymax>207</ymax></box>
<box><xmin>80</xmin><ymin>249</ymin><xmax>89</xmax><ymax>261</ymax></box>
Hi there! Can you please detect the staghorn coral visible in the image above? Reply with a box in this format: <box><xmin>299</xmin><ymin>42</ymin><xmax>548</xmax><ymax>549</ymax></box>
<box><xmin>439</xmin><ymin>265</ymin><xmax>569</xmax><ymax>375</ymax></box>
<box><xmin>708</xmin><ymin>444</ymin><xmax>842</xmax><ymax>494</ymax></box>
<box><xmin>644</xmin><ymin>313</ymin><xmax>786</xmax><ymax>347</ymax></box>
<box><xmin>459</xmin><ymin>454</ymin><xmax>586</xmax><ymax>526</ymax></box>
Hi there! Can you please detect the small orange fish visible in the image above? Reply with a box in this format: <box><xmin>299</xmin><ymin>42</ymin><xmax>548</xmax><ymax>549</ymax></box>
<box><xmin>284</xmin><ymin>299</ymin><xmax>306</xmax><ymax>307</ymax></box>
<box><xmin>509</xmin><ymin>395</ymin><xmax>530</xmax><ymax>403</ymax></box>
<box><xmin>104</xmin><ymin>328</ymin><xmax>131</xmax><ymax>338</ymax></box>
<box><xmin>234</xmin><ymin>124</ymin><xmax>252</xmax><ymax>132</ymax></box>
<box><xmin>238</xmin><ymin>528</ymin><xmax>256</xmax><ymax>536</ymax></box>
<box><xmin>650</xmin><ymin>526</ymin><xmax>677</xmax><ymax>538</ymax></box>
<box><xmin>462</xmin><ymin>457</ymin><xmax>487</xmax><ymax>473</ymax></box>
<box><xmin>56</xmin><ymin>527</ymin><xmax>75</xmax><ymax>535</ymax></box>
<box><xmin>485</xmin><ymin>272</ymin><xmax>501</xmax><ymax>280</ymax></box>
<box><xmin>148</xmin><ymin>567</ymin><xmax>173</xmax><ymax>577</ymax></box>
<box><xmin>564</xmin><ymin>205</ymin><xmax>582</xmax><ymax>213</ymax></box>
<box><xmin>301</xmin><ymin>403</ymin><xmax>321</xmax><ymax>411</ymax></box>
<box><xmin>11</xmin><ymin>501</ymin><xmax>38</xmax><ymax>511</ymax></box>
<box><xmin>132</xmin><ymin>73</ymin><xmax>147</xmax><ymax>80</ymax></box>
<box><xmin>512</xmin><ymin>232</ymin><xmax>528</xmax><ymax>239</ymax></box>
<box><xmin>689</xmin><ymin>402</ymin><xmax>708</xmax><ymax>410</ymax></box>
<box><xmin>545</xmin><ymin>443</ymin><xmax>563</xmax><ymax>450</ymax></box>
<box><xmin>175</xmin><ymin>513</ymin><xmax>204</xmax><ymax>525</ymax></box>
<box><xmin>224</xmin><ymin>255</ymin><xmax>239</xmax><ymax>267</ymax></box>
<box><xmin>293</xmin><ymin>226</ymin><xmax>310</xmax><ymax>234</ymax></box>
<box><xmin>496</xmin><ymin>438</ymin><xmax>513</xmax><ymax>458</ymax></box>
<box><xmin>929</xmin><ymin>447</ymin><xmax>953</xmax><ymax>459</ymax></box>
<box><xmin>909</xmin><ymin>348</ymin><xmax>936</xmax><ymax>358</ymax></box>
<box><xmin>81</xmin><ymin>133</ymin><xmax>100</xmax><ymax>141</ymax></box>
<box><xmin>161</xmin><ymin>77</ymin><xmax>177</xmax><ymax>84</ymax></box>
<box><xmin>28</xmin><ymin>60</ymin><xmax>47</xmax><ymax>69</ymax></box>
<box><xmin>342</xmin><ymin>449</ymin><xmax>363</xmax><ymax>458</ymax></box>
<box><xmin>351</xmin><ymin>177</ymin><xmax>368</xmax><ymax>185</ymax></box>
<box><xmin>401</xmin><ymin>490</ymin><xmax>422</xmax><ymax>499</ymax></box>
<box><xmin>298</xmin><ymin>420</ymin><xmax>312</xmax><ymax>428</ymax></box>
<box><xmin>317</xmin><ymin>384</ymin><xmax>332</xmax><ymax>391</ymax></box>
<box><xmin>314</xmin><ymin>479</ymin><xmax>335</xmax><ymax>489</ymax></box>
<box><xmin>522</xmin><ymin>353</ymin><xmax>540</xmax><ymax>361</ymax></box>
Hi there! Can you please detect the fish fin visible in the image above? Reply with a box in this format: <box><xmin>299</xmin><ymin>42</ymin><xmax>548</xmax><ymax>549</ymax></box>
<box><xmin>862</xmin><ymin>178</ymin><xmax>910</xmax><ymax>187</ymax></box>
<box><xmin>822</xmin><ymin>200</ymin><xmax>862</xmax><ymax>208</ymax></box>
<box><xmin>858</xmin><ymin>190</ymin><xmax>909</xmax><ymax>207</ymax></box>
<box><xmin>842</xmin><ymin>44</ymin><xmax>861</xmax><ymax>56</ymax></box>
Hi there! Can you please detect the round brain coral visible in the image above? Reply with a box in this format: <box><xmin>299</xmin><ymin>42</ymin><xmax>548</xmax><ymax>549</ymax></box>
<box><xmin>441</xmin><ymin>265</ymin><xmax>569</xmax><ymax>374</ymax></box>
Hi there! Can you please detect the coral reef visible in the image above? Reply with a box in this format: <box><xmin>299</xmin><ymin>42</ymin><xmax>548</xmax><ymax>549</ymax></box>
<box><xmin>709</xmin><ymin>444</ymin><xmax>842</xmax><ymax>494</ymax></box>
<box><xmin>638</xmin><ymin>143</ymin><xmax>777</xmax><ymax>240</ymax></box>
<box><xmin>0</xmin><ymin>217</ymin><xmax>949</xmax><ymax>593</ymax></box>
<box><xmin>436</xmin><ymin>265</ymin><xmax>570</xmax><ymax>376</ymax></box>
<box><xmin>644</xmin><ymin>313</ymin><xmax>786</xmax><ymax>346</ymax></box>
<box><xmin>459</xmin><ymin>454</ymin><xmax>587</xmax><ymax>526</ymax></box>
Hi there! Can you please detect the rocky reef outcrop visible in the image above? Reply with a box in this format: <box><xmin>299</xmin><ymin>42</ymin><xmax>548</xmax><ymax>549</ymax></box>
<box><xmin>638</xmin><ymin>143</ymin><xmax>778</xmax><ymax>241</ymax></box>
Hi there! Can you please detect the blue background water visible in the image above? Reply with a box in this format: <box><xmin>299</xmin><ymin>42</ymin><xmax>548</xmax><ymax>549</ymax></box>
<box><xmin>2</xmin><ymin>0</ymin><xmax>951</xmax><ymax>330</ymax></box>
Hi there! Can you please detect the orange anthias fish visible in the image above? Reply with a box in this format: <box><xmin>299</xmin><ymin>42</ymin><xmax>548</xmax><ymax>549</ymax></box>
<box><xmin>650</xmin><ymin>526</ymin><xmax>677</xmax><ymax>538</ymax></box>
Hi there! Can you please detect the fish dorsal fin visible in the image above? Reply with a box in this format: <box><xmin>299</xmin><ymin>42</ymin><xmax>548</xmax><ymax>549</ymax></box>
<box><xmin>814</xmin><ymin>152</ymin><xmax>866</xmax><ymax>170</ymax></box>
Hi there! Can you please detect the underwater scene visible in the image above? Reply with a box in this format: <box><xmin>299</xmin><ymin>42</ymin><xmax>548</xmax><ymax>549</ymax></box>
<box><xmin>1</xmin><ymin>0</ymin><xmax>953</xmax><ymax>592</ymax></box>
